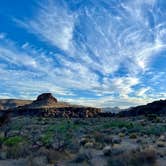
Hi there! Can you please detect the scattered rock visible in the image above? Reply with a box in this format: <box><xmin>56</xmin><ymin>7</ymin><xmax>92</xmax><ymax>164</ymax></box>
<box><xmin>79</xmin><ymin>137</ymin><xmax>88</xmax><ymax>146</ymax></box>
<box><xmin>72</xmin><ymin>153</ymin><xmax>89</xmax><ymax>163</ymax></box>
<box><xmin>112</xmin><ymin>137</ymin><xmax>121</xmax><ymax>144</ymax></box>
<box><xmin>84</xmin><ymin>142</ymin><xmax>94</xmax><ymax>148</ymax></box>
<box><xmin>121</xmin><ymin>127</ymin><xmax>127</xmax><ymax>133</ymax></box>
<box><xmin>158</xmin><ymin>135</ymin><xmax>166</xmax><ymax>142</ymax></box>
<box><xmin>136</xmin><ymin>138</ymin><xmax>142</xmax><ymax>144</ymax></box>
<box><xmin>103</xmin><ymin>146</ymin><xmax>112</xmax><ymax>156</ymax></box>
<box><xmin>103</xmin><ymin>135</ymin><xmax>113</xmax><ymax>144</ymax></box>
<box><xmin>157</xmin><ymin>141</ymin><xmax>165</xmax><ymax>147</ymax></box>
<box><xmin>119</xmin><ymin>133</ymin><xmax>125</xmax><ymax>137</ymax></box>
<box><xmin>0</xmin><ymin>131</ymin><xmax>5</xmax><ymax>137</ymax></box>
<box><xmin>0</xmin><ymin>152</ymin><xmax>7</xmax><ymax>160</ymax></box>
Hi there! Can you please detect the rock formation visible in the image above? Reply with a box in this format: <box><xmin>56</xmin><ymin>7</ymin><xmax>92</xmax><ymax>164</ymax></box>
<box><xmin>118</xmin><ymin>99</ymin><xmax>166</xmax><ymax>116</ymax></box>
<box><xmin>27</xmin><ymin>93</ymin><xmax>58</xmax><ymax>108</ymax></box>
<box><xmin>11</xmin><ymin>93</ymin><xmax>101</xmax><ymax>118</ymax></box>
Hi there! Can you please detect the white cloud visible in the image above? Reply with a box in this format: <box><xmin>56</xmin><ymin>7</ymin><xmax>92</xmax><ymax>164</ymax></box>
<box><xmin>0</xmin><ymin>33</ymin><xmax>6</xmax><ymax>39</ymax></box>
<box><xmin>137</xmin><ymin>87</ymin><xmax>150</xmax><ymax>97</ymax></box>
<box><xmin>15</xmin><ymin>1</ymin><xmax>75</xmax><ymax>51</ymax></box>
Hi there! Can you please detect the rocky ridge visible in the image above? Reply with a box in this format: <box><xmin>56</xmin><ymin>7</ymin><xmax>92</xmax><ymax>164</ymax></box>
<box><xmin>118</xmin><ymin>99</ymin><xmax>166</xmax><ymax>116</ymax></box>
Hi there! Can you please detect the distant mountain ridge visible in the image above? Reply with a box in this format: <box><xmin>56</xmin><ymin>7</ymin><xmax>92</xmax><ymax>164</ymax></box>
<box><xmin>101</xmin><ymin>107</ymin><xmax>122</xmax><ymax>113</ymax></box>
<box><xmin>0</xmin><ymin>99</ymin><xmax>32</xmax><ymax>110</ymax></box>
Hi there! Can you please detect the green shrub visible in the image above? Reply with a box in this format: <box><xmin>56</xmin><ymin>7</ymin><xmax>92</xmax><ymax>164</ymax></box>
<box><xmin>155</xmin><ymin>117</ymin><xmax>161</xmax><ymax>123</ymax></box>
<box><xmin>146</xmin><ymin>114</ymin><xmax>157</xmax><ymax>121</ymax></box>
<box><xmin>10</xmin><ymin>122</ymin><xmax>22</xmax><ymax>130</ymax></box>
<box><xmin>101</xmin><ymin>120</ymin><xmax>134</xmax><ymax>129</ymax></box>
<box><xmin>41</xmin><ymin>131</ymin><xmax>54</xmax><ymax>146</ymax></box>
<box><xmin>0</xmin><ymin>136</ymin><xmax>4</xmax><ymax>143</ymax></box>
<box><xmin>4</xmin><ymin>136</ymin><xmax>25</xmax><ymax>146</ymax></box>
<box><xmin>144</xmin><ymin>125</ymin><xmax>166</xmax><ymax>136</ymax></box>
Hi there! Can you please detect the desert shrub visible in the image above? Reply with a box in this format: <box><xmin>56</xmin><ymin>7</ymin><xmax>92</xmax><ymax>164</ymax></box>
<box><xmin>4</xmin><ymin>136</ymin><xmax>25</xmax><ymax>146</ymax></box>
<box><xmin>119</xmin><ymin>133</ymin><xmax>125</xmax><ymax>137</ymax></box>
<box><xmin>127</xmin><ymin>123</ymin><xmax>144</xmax><ymax>133</ymax></box>
<box><xmin>0</xmin><ymin>136</ymin><xmax>4</xmax><ymax>146</ymax></box>
<box><xmin>144</xmin><ymin>125</ymin><xmax>166</xmax><ymax>136</ymax></box>
<box><xmin>108</xmin><ymin>149</ymin><xmax>157</xmax><ymax>166</ymax></box>
<box><xmin>37</xmin><ymin>147</ymin><xmax>71</xmax><ymax>164</ymax></box>
<box><xmin>0</xmin><ymin>136</ymin><xmax>4</xmax><ymax>143</ymax></box>
<box><xmin>6</xmin><ymin>143</ymin><xmax>29</xmax><ymax>159</ymax></box>
<box><xmin>146</xmin><ymin>114</ymin><xmax>157</xmax><ymax>121</ymax></box>
<box><xmin>41</xmin><ymin>121</ymin><xmax>74</xmax><ymax>147</ymax></box>
<box><xmin>101</xmin><ymin>120</ymin><xmax>134</xmax><ymax>129</ymax></box>
<box><xmin>41</xmin><ymin>131</ymin><xmax>54</xmax><ymax>146</ymax></box>
<box><xmin>129</xmin><ymin>133</ymin><xmax>137</xmax><ymax>139</ymax></box>
<box><xmin>154</xmin><ymin>117</ymin><xmax>161</xmax><ymax>123</ymax></box>
<box><xmin>93</xmin><ymin>132</ymin><xmax>105</xmax><ymax>142</ymax></box>
<box><xmin>2</xmin><ymin>136</ymin><xmax>28</xmax><ymax>158</ymax></box>
<box><xmin>9</xmin><ymin>121</ymin><xmax>22</xmax><ymax>130</ymax></box>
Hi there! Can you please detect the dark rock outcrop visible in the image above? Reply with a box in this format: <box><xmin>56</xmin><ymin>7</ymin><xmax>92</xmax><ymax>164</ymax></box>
<box><xmin>0</xmin><ymin>110</ymin><xmax>11</xmax><ymax>126</ymax></box>
<box><xmin>118</xmin><ymin>99</ymin><xmax>166</xmax><ymax>117</ymax></box>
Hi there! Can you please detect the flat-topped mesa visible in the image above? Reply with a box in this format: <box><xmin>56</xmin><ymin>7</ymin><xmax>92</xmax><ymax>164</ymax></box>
<box><xmin>27</xmin><ymin>93</ymin><xmax>58</xmax><ymax>108</ymax></box>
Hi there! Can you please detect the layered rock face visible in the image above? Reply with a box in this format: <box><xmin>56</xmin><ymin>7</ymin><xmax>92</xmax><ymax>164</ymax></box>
<box><xmin>12</xmin><ymin>93</ymin><xmax>101</xmax><ymax>118</ymax></box>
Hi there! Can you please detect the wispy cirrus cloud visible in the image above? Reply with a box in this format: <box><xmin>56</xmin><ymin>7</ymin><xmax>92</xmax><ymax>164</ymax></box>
<box><xmin>15</xmin><ymin>1</ymin><xmax>75</xmax><ymax>51</ymax></box>
<box><xmin>15</xmin><ymin>0</ymin><xmax>166</xmax><ymax>76</ymax></box>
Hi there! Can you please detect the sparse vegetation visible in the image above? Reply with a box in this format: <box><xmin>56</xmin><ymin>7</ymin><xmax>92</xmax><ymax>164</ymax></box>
<box><xmin>144</xmin><ymin>125</ymin><xmax>166</xmax><ymax>136</ymax></box>
<box><xmin>0</xmin><ymin>116</ymin><xmax>165</xmax><ymax>165</ymax></box>
<box><xmin>101</xmin><ymin>120</ymin><xmax>134</xmax><ymax>129</ymax></box>
<box><xmin>108</xmin><ymin>149</ymin><xmax>157</xmax><ymax>166</ymax></box>
<box><xmin>129</xmin><ymin>133</ymin><xmax>137</xmax><ymax>139</ymax></box>
<box><xmin>4</xmin><ymin>136</ymin><xmax>25</xmax><ymax>146</ymax></box>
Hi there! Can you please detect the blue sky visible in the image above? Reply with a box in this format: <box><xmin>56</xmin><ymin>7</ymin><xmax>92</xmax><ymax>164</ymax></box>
<box><xmin>0</xmin><ymin>0</ymin><xmax>166</xmax><ymax>108</ymax></box>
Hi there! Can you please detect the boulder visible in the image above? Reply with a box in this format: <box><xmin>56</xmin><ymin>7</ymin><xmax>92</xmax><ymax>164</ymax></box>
<box><xmin>103</xmin><ymin>146</ymin><xmax>112</xmax><ymax>156</ymax></box>
<box><xmin>157</xmin><ymin>141</ymin><xmax>165</xmax><ymax>147</ymax></box>
<box><xmin>158</xmin><ymin>135</ymin><xmax>166</xmax><ymax>142</ymax></box>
